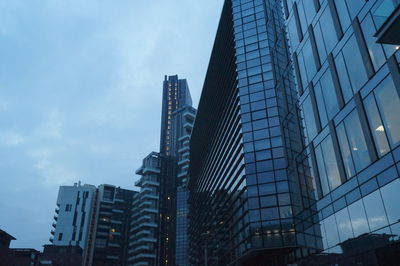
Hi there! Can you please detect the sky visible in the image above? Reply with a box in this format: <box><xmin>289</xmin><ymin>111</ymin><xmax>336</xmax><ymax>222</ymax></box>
<box><xmin>0</xmin><ymin>0</ymin><xmax>223</xmax><ymax>250</ymax></box>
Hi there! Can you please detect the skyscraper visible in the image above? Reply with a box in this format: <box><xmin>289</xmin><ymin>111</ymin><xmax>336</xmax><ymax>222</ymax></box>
<box><xmin>189</xmin><ymin>0</ymin><xmax>400</xmax><ymax>265</ymax></box>
<box><xmin>160</xmin><ymin>75</ymin><xmax>192</xmax><ymax>156</ymax></box>
<box><xmin>130</xmin><ymin>75</ymin><xmax>195</xmax><ymax>266</ymax></box>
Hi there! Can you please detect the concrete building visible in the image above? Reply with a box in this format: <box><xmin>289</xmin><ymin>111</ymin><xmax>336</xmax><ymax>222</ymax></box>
<box><xmin>50</xmin><ymin>182</ymin><xmax>97</xmax><ymax>249</ymax></box>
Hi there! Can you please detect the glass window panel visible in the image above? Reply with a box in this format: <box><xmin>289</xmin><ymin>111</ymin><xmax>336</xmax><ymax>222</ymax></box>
<box><xmin>364</xmin><ymin>94</ymin><xmax>390</xmax><ymax>156</ymax></box>
<box><xmin>320</xmin><ymin>6</ymin><xmax>337</xmax><ymax>54</ymax></box>
<box><xmin>336</xmin><ymin>123</ymin><xmax>355</xmax><ymax>178</ymax></box>
<box><xmin>298</xmin><ymin>52</ymin><xmax>308</xmax><ymax>90</ymax></box>
<box><xmin>348</xmin><ymin>200</ymin><xmax>369</xmax><ymax>237</ymax></box>
<box><xmin>324</xmin><ymin>215</ymin><xmax>340</xmax><ymax>248</ymax></box>
<box><xmin>314</xmin><ymin>24</ymin><xmax>327</xmax><ymax>63</ymax></box>
<box><xmin>361</xmin><ymin>14</ymin><xmax>386</xmax><ymax>71</ymax></box>
<box><xmin>320</xmin><ymin>68</ymin><xmax>339</xmax><ymax>119</ymax></box>
<box><xmin>363</xmin><ymin>190</ymin><xmax>388</xmax><ymax>231</ymax></box>
<box><xmin>343</xmin><ymin>110</ymin><xmax>371</xmax><ymax>172</ymax></box>
<box><xmin>303</xmin><ymin>38</ymin><xmax>316</xmax><ymax>82</ymax></box>
<box><xmin>345</xmin><ymin>0</ymin><xmax>365</xmax><ymax>19</ymax></box>
<box><xmin>315</xmin><ymin>145</ymin><xmax>330</xmax><ymax>195</ymax></box>
<box><xmin>261</xmin><ymin>207</ymin><xmax>279</xmax><ymax>220</ymax></box>
<box><xmin>335</xmin><ymin>53</ymin><xmax>353</xmax><ymax>103</ymax></box>
<box><xmin>334</xmin><ymin>0</ymin><xmax>351</xmax><ymax>32</ymax></box>
<box><xmin>374</xmin><ymin>76</ymin><xmax>400</xmax><ymax>147</ymax></box>
<box><xmin>321</xmin><ymin>135</ymin><xmax>342</xmax><ymax>190</ymax></box>
<box><xmin>301</xmin><ymin>95</ymin><xmax>318</xmax><ymax>143</ymax></box>
<box><xmin>380</xmin><ymin>179</ymin><xmax>400</xmax><ymax>224</ymax></box>
<box><xmin>342</xmin><ymin>35</ymin><xmax>368</xmax><ymax>93</ymax></box>
<box><xmin>314</xmin><ymin>83</ymin><xmax>328</xmax><ymax>126</ymax></box>
<box><xmin>335</xmin><ymin>207</ymin><xmax>354</xmax><ymax>242</ymax></box>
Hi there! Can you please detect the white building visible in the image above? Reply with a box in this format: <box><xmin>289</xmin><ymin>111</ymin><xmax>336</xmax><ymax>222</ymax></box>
<box><xmin>50</xmin><ymin>182</ymin><xmax>96</xmax><ymax>249</ymax></box>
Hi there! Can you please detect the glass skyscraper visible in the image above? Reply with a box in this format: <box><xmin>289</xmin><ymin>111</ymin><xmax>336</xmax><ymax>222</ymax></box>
<box><xmin>189</xmin><ymin>0</ymin><xmax>400</xmax><ymax>265</ymax></box>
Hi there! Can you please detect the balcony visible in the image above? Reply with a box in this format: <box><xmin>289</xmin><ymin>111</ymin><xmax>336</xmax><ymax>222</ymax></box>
<box><xmin>52</xmin><ymin>222</ymin><xmax>56</xmax><ymax>228</ymax></box>
<box><xmin>373</xmin><ymin>0</ymin><xmax>400</xmax><ymax>44</ymax></box>
<box><xmin>49</xmin><ymin>237</ymin><xmax>53</xmax><ymax>243</ymax></box>
<box><xmin>53</xmin><ymin>215</ymin><xmax>58</xmax><ymax>221</ymax></box>
<box><xmin>55</xmin><ymin>208</ymin><xmax>59</xmax><ymax>215</ymax></box>
<box><xmin>50</xmin><ymin>230</ymin><xmax>55</xmax><ymax>236</ymax></box>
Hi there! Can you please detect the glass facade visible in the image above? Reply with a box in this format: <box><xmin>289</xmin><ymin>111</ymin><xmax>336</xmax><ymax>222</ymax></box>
<box><xmin>190</xmin><ymin>0</ymin><xmax>400</xmax><ymax>265</ymax></box>
<box><xmin>285</xmin><ymin>0</ymin><xmax>400</xmax><ymax>264</ymax></box>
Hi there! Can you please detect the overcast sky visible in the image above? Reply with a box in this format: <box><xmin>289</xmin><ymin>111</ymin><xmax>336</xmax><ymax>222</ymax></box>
<box><xmin>0</xmin><ymin>0</ymin><xmax>223</xmax><ymax>250</ymax></box>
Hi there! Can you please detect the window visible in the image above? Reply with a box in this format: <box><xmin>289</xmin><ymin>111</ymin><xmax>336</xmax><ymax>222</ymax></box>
<box><xmin>380</xmin><ymin>179</ymin><xmax>400</xmax><ymax>224</ymax></box>
<box><xmin>315</xmin><ymin>135</ymin><xmax>342</xmax><ymax>195</ymax></box>
<box><xmin>314</xmin><ymin>68</ymin><xmax>339</xmax><ymax>126</ymax></box>
<box><xmin>373</xmin><ymin>76</ymin><xmax>400</xmax><ymax>147</ymax></box>
<box><xmin>338</xmin><ymin>35</ymin><xmax>368</xmax><ymax>94</ymax></box>
<box><xmin>336</xmin><ymin>110</ymin><xmax>371</xmax><ymax>177</ymax></box>
<box><xmin>361</xmin><ymin>14</ymin><xmax>386</xmax><ymax>71</ymax></box>
<box><xmin>348</xmin><ymin>200</ymin><xmax>369</xmax><ymax>237</ymax></box>
<box><xmin>301</xmin><ymin>95</ymin><xmax>317</xmax><ymax>142</ymax></box>
<box><xmin>58</xmin><ymin>233</ymin><xmax>63</xmax><ymax>241</ymax></box>
<box><xmin>65</xmin><ymin>204</ymin><xmax>72</xmax><ymax>212</ymax></box>
<box><xmin>363</xmin><ymin>190</ymin><xmax>388</xmax><ymax>231</ymax></box>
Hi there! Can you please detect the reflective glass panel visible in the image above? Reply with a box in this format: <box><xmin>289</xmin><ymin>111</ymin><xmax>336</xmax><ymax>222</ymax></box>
<box><xmin>348</xmin><ymin>199</ymin><xmax>369</xmax><ymax>237</ymax></box>
<box><xmin>380</xmin><ymin>179</ymin><xmax>400</xmax><ymax>224</ymax></box>
<box><xmin>374</xmin><ymin>76</ymin><xmax>400</xmax><ymax>147</ymax></box>
<box><xmin>364</xmin><ymin>94</ymin><xmax>390</xmax><ymax>156</ymax></box>
<box><xmin>335</xmin><ymin>207</ymin><xmax>354</xmax><ymax>242</ymax></box>
<box><xmin>363</xmin><ymin>190</ymin><xmax>389</xmax><ymax>231</ymax></box>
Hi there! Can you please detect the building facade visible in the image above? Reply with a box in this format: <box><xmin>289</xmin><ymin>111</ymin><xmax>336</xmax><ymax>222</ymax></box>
<box><xmin>173</xmin><ymin>106</ymin><xmax>196</xmax><ymax>266</ymax></box>
<box><xmin>284</xmin><ymin>0</ymin><xmax>400</xmax><ymax>264</ymax></box>
<box><xmin>83</xmin><ymin>185</ymin><xmax>136</xmax><ymax>266</ymax></box>
<box><xmin>50</xmin><ymin>182</ymin><xmax>97</xmax><ymax>249</ymax></box>
<box><xmin>189</xmin><ymin>0</ymin><xmax>400</xmax><ymax>265</ymax></box>
<box><xmin>130</xmin><ymin>75</ymin><xmax>195</xmax><ymax>266</ymax></box>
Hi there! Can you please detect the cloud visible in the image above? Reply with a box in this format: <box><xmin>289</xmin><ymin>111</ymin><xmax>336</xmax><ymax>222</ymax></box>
<box><xmin>0</xmin><ymin>0</ymin><xmax>223</xmax><ymax>250</ymax></box>
<box><xmin>0</xmin><ymin>131</ymin><xmax>25</xmax><ymax>146</ymax></box>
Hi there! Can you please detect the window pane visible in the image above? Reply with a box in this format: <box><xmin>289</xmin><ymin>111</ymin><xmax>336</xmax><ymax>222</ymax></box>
<box><xmin>348</xmin><ymin>200</ymin><xmax>369</xmax><ymax>237</ymax></box>
<box><xmin>301</xmin><ymin>95</ymin><xmax>318</xmax><ymax>143</ymax></box>
<box><xmin>363</xmin><ymin>190</ymin><xmax>388</xmax><ymax>231</ymax></box>
<box><xmin>320</xmin><ymin>68</ymin><xmax>339</xmax><ymax>119</ymax></box>
<box><xmin>303</xmin><ymin>38</ymin><xmax>316</xmax><ymax>82</ymax></box>
<box><xmin>319</xmin><ymin>6</ymin><xmax>337</xmax><ymax>54</ymax></box>
<box><xmin>380</xmin><ymin>179</ymin><xmax>400</xmax><ymax>224</ymax></box>
<box><xmin>374</xmin><ymin>76</ymin><xmax>400</xmax><ymax>147</ymax></box>
<box><xmin>342</xmin><ymin>35</ymin><xmax>368</xmax><ymax>93</ymax></box>
<box><xmin>335</xmin><ymin>207</ymin><xmax>354</xmax><ymax>242</ymax></box>
<box><xmin>361</xmin><ymin>14</ymin><xmax>386</xmax><ymax>71</ymax></box>
<box><xmin>321</xmin><ymin>136</ymin><xmax>341</xmax><ymax>191</ymax></box>
<box><xmin>344</xmin><ymin>110</ymin><xmax>371</xmax><ymax>172</ymax></box>
<box><xmin>364</xmin><ymin>94</ymin><xmax>390</xmax><ymax>156</ymax></box>
<box><xmin>324</xmin><ymin>215</ymin><xmax>339</xmax><ymax>248</ymax></box>
<box><xmin>335</xmin><ymin>53</ymin><xmax>353</xmax><ymax>103</ymax></box>
<box><xmin>315</xmin><ymin>145</ymin><xmax>330</xmax><ymax>195</ymax></box>
<box><xmin>336</xmin><ymin>123</ymin><xmax>355</xmax><ymax>178</ymax></box>
<box><xmin>314</xmin><ymin>83</ymin><xmax>328</xmax><ymax>127</ymax></box>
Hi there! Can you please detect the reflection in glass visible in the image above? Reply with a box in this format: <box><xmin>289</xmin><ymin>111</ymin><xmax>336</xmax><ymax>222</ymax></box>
<box><xmin>337</xmin><ymin>123</ymin><xmax>355</xmax><ymax>178</ymax></box>
<box><xmin>348</xmin><ymin>200</ymin><xmax>369</xmax><ymax>237</ymax></box>
<box><xmin>324</xmin><ymin>215</ymin><xmax>340</xmax><ymax>248</ymax></box>
<box><xmin>374</xmin><ymin>76</ymin><xmax>400</xmax><ymax>147</ymax></box>
<box><xmin>342</xmin><ymin>35</ymin><xmax>368</xmax><ymax>93</ymax></box>
<box><xmin>363</xmin><ymin>190</ymin><xmax>389</xmax><ymax>231</ymax></box>
<box><xmin>335</xmin><ymin>207</ymin><xmax>354</xmax><ymax>242</ymax></box>
<box><xmin>364</xmin><ymin>94</ymin><xmax>390</xmax><ymax>156</ymax></box>
<box><xmin>343</xmin><ymin>110</ymin><xmax>371</xmax><ymax>172</ymax></box>
<box><xmin>321</xmin><ymin>136</ymin><xmax>342</xmax><ymax>191</ymax></box>
<box><xmin>380</xmin><ymin>179</ymin><xmax>400</xmax><ymax>224</ymax></box>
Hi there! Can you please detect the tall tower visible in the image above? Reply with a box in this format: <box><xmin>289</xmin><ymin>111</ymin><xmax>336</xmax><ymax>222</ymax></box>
<box><xmin>160</xmin><ymin>75</ymin><xmax>192</xmax><ymax>156</ymax></box>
